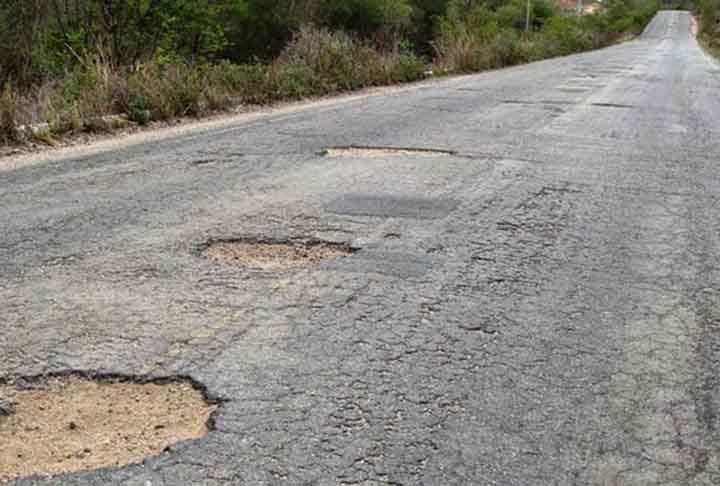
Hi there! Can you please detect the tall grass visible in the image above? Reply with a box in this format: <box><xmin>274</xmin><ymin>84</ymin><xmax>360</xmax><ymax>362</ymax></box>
<box><xmin>0</xmin><ymin>83</ymin><xmax>22</xmax><ymax>144</ymax></box>
<box><xmin>7</xmin><ymin>26</ymin><xmax>424</xmax><ymax>139</ymax></box>
<box><xmin>268</xmin><ymin>27</ymin><xmax>425</xmax><ymax>98</ymax></box>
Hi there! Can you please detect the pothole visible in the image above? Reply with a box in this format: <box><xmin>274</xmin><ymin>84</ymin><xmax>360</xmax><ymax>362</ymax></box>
<box><xmin>191</xmin><ymin>158</ymin><xmax>217</xmax><ymax>166</ymax></box>
<box><xmin>502</xmin><ymin>99</ymin><xmax>575</xmax><ymax>106</ymax></box>
<box><xmin>203</xmin><ymin>238</ymin><xmax>355</xmax><ymax>270</ymax></box>
<box><xmin>0</xmin><ymin>375</ymin><xmax>216</xmax><ymax>483</ymax></box>
<box><xmin>556</xmin><ymin>87</ymin><xmax>589</xmax><ymax>93</ymax></box>
<box><xmin>321</xmin><ymin>145</ymin><xmax>457</xmax><ymax>157</ymax></box>
<box><xmin>590</xmin><ymin>102</ymin><xmax>635</xmax><ymax>109</ymax></box>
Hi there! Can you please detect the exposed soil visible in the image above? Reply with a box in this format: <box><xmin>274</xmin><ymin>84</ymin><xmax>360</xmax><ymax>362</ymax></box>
<box><xmin>0</xmin><ymin>376</ymin><xmax>215</xmax><ymax>483</ymax></box>
<box><xmin>204</xmin><ymin>240</ymin><xmax>354</xmax><ymax>270</ymax></box>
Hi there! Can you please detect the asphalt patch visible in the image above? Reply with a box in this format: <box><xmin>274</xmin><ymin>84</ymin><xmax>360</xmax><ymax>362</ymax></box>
<box><xmin>329</xmin><ymin>250</ymin><xmax>434</xmax><ymax>279</ymax></box>
<box><xmin>326</xmin><ymin>194</ymin><xmax>459</xmax><ymax>219</ymax></box>
<box><xmin>203</xmin><ymin>238</ymin><xmax>355</xmax><ymax>270</ymax></box>
<box><xmin>0</xmin><ymin>375</ymin><xmax>215</xmax><ymax>483</ymax></box>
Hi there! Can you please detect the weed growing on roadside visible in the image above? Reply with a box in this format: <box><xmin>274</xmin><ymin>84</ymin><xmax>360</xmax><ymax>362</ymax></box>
<box><xmin>0</xmin><ymin>83</ymin><xmax>21</xmax><ymax>144</ymax></box>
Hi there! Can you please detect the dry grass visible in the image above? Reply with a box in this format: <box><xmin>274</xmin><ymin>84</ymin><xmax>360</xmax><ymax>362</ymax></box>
<box><xmin>1</xmin><ymin>26</ymin><xmax>425</xmax><ymax>145</ymax></box>
<box><xmin>0</xmin><ymin>83</ymin><xmax>22</xmax><ymax>144</ymax></box>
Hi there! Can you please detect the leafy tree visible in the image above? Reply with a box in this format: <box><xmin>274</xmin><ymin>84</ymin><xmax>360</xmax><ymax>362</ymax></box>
<box><xmin>319</xmin><ymin>0</ymin><xmax>415</xmax><ymax>48</ymax></box>
<box><xmin>0</xmin><ymin>0</ymin><xmax>664</xmax><ymax>91</ymax></box>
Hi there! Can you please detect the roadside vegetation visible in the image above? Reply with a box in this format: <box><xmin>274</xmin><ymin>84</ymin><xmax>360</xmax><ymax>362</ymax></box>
<box><xmin>0</xmin><ymin>0</ymin><xmax>659</xmax><ymax>146</ymax></box>
<box><xmin>696</xmin><ymin>0</ymin><xmax>720</xmax><ymax>54</ymax></box>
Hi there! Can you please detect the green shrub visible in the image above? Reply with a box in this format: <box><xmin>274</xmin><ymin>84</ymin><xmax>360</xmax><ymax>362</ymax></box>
<box><xmin>486</xmin><ymin>30</ymin><xmax>525</xmax><ymax>67</ymax></box>
<box><xmin>700</xmin><ymin>0</ymin><xmax>720</xmax><ymax>35</ymax></box>
<box><xmin>127</xmin><ymin>61</ymin><xmax>208</xmax><ymax>121</ymax></box>
<box><xmin>542</xmin><ymin>17</ymin><xmax>593</xmax><ymax>55</ymax></box>
<box><xmin>320</xmin><ymin>0</ymin><xmax>415</xmax><ymax>49</ymax></box>
<box><xmin>610</xmin><ymin>15</ymin><xmax>636</xmax><ymax>34</ymax></box>
<box><xmin>374</xmin><ymin>48</ymin><xmax>426</xmax><ymax>83</ymax></box>
<box><xmin>277</xmin><ymin>26</ymin><xmax>378</xmax><ymax>92</ymax></box>
<box><xmin>606</xmin><ymin>0</ymin><xmax>659</xmax><ymax>35</ymax></box>
<box><xmin>0</xmin><ymin>1</ymin><xmax>663</xmax><ymax>147</ymax></box>
<box><xmin>42</xmin><ymin>62</ymin><xmax>127</xmax><ymax>133</ymax></box>
<box><xmin>269</xmin><ymin>26</ymin><xmax>423</xmax><ymax>98</ymax></box>
<box><xmin>435</xmin><ymin>0</ymin><xmax>659</xmax><ymax>76</ymax></box>
<box><xmin>433</xmin><ymin>33</ymin><xmax>483</xmax><ymax>73</ymax></box>
<box><xmin>435</xmin><ymin>27</ymin><xmax>528</xmax><ymax>73</ymax></box>
<box><xmin>218</xmin><ymin>64</ymin><xmax>274</xmax><ymax>105</ymax></box>
<box><xmin>496</xmin><ymin>3</ymin><xmax>526</xmax><ymax>30</ymax></box>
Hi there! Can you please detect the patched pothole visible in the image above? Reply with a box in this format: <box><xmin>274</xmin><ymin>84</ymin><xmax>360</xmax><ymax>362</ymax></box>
<box><xmin>203</xmin><ymin>238</ymin><xmax>355</xmax><ymax>270</ymax></box>
<box><xmin>326</xmin><ymin>194</ymin><xmax>459</xmax><ymax>219</ymax></box>
<box><xmin>321</xmin><ymin>145</ymin><xmax>457</xmax><ymax>157</ymax></box>
<box><xmin>0</xmin><ymin>375</ymin><xmax>216</xmax><ymax>483</ymax></box>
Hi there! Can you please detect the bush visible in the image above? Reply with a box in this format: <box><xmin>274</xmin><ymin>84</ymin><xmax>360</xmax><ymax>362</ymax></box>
<box><xmin>435</xmin><ymin>0</ymin><xmax>659</xmax><ymax>75</ymax></box>
<box><xmin>435</xmin><ymin>26</ymin><xmax>529</xmax><ymax>73</ymax></box>
<box><xmin>543</xmin><ymin>17</ymin><xmax>594</xmax><ymax>55</ymax></box>
<box><xmin>276</xmin><ymin>26</ymin><xmax>381</xmax><ymax>93</ymax></box>
<box><xmin>42</xmin><ymin>61</ymin><xmax>127</xmax><ymax>133</ymax></box>
<box><xmin>25</xmin><ymin>26</ymin><xmax>424</xmax><ymax>135</ymax></box>
<box><xmin>0</xmin><ymin>1</ymin><xmax>662</xmax><ymax>147</ymax></box>
<box><xmin>700</xmin><ymin>0</ymin><xmax>720</xmax><ymax>35</ymax></box>
<box><xmin>203</xmin><ymin>62</ymin><xmax>254</xmax><ymax>99</ymax></box>
<box><xmin>269</xmin><ymin>26</ymin><xmax>424</xmax><ymax>98</ymax></box>
<box><xmin>373</xmin><ymin>48</ymin><xmax>426</xmax><ymax>83</ymax></box>
<box><xmin>433</xmin><ymin>33</ymin><xmax>484</xmax><ymax>73</ymax></box>
<box><xmin>127</xmin><ymin>61</ymin><xmax>208</xmax><ymax>121</ymax></box>
<box><xmin>606</xmin><ymin>0</ymin><xmax>660</xmax><ymax>35</ymax></box>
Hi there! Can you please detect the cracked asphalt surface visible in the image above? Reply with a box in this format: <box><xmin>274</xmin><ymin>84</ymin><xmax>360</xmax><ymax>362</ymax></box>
<box><xmin>2</xmin><ymin>10</ymin><xmax>720</xmax><ymax>485</ymax></box>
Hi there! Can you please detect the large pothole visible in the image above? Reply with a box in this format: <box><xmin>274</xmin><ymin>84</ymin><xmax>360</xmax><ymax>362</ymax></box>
<box><xmin>0</xmin><ymin>375</ymin><xmax>216</xmax><ymax>483</ymax></box>
<box><xmin>203</xmin><ymin>238</ymin><xmax>355</xmax><ymax>270</ymax></box>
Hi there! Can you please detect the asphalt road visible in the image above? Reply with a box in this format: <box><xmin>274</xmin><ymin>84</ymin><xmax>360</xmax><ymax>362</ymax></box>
<box><xmin>2</xmin><ymin>10</ymin><xmax>720</xmax><ymax>485</ymax></box>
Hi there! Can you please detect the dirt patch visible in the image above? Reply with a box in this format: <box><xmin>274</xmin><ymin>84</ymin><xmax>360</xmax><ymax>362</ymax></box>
<box><xmin>204</xmin><ymin>239</ymin><xmax>354</xmax><ymax>270</ymax></box>
<box><xmin>321</xmin><ymin>145</ymin><xmax>457</xmax><ymax>158</ymax></box>
<box><xmin>0</xmin><ymin>376</ymin><xmax>215</xmax><ymax>483</ymax></box>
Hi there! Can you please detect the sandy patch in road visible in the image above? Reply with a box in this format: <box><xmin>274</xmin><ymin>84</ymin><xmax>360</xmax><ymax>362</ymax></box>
<box><xmin>0</xmin><ymin>377</ymin><xmax>214</xmax><ymax>483</ymax></box>
<box><xmin>205</xmin><ymin>240</ymin><xmax>353</xmax><ymax>270</ymax></box>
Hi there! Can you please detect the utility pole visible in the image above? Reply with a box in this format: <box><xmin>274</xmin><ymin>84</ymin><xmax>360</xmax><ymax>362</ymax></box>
<box><xmin>525</xmin><ymin>0</ymin><xmax>531</xmax><ymax>32</ymax></box>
